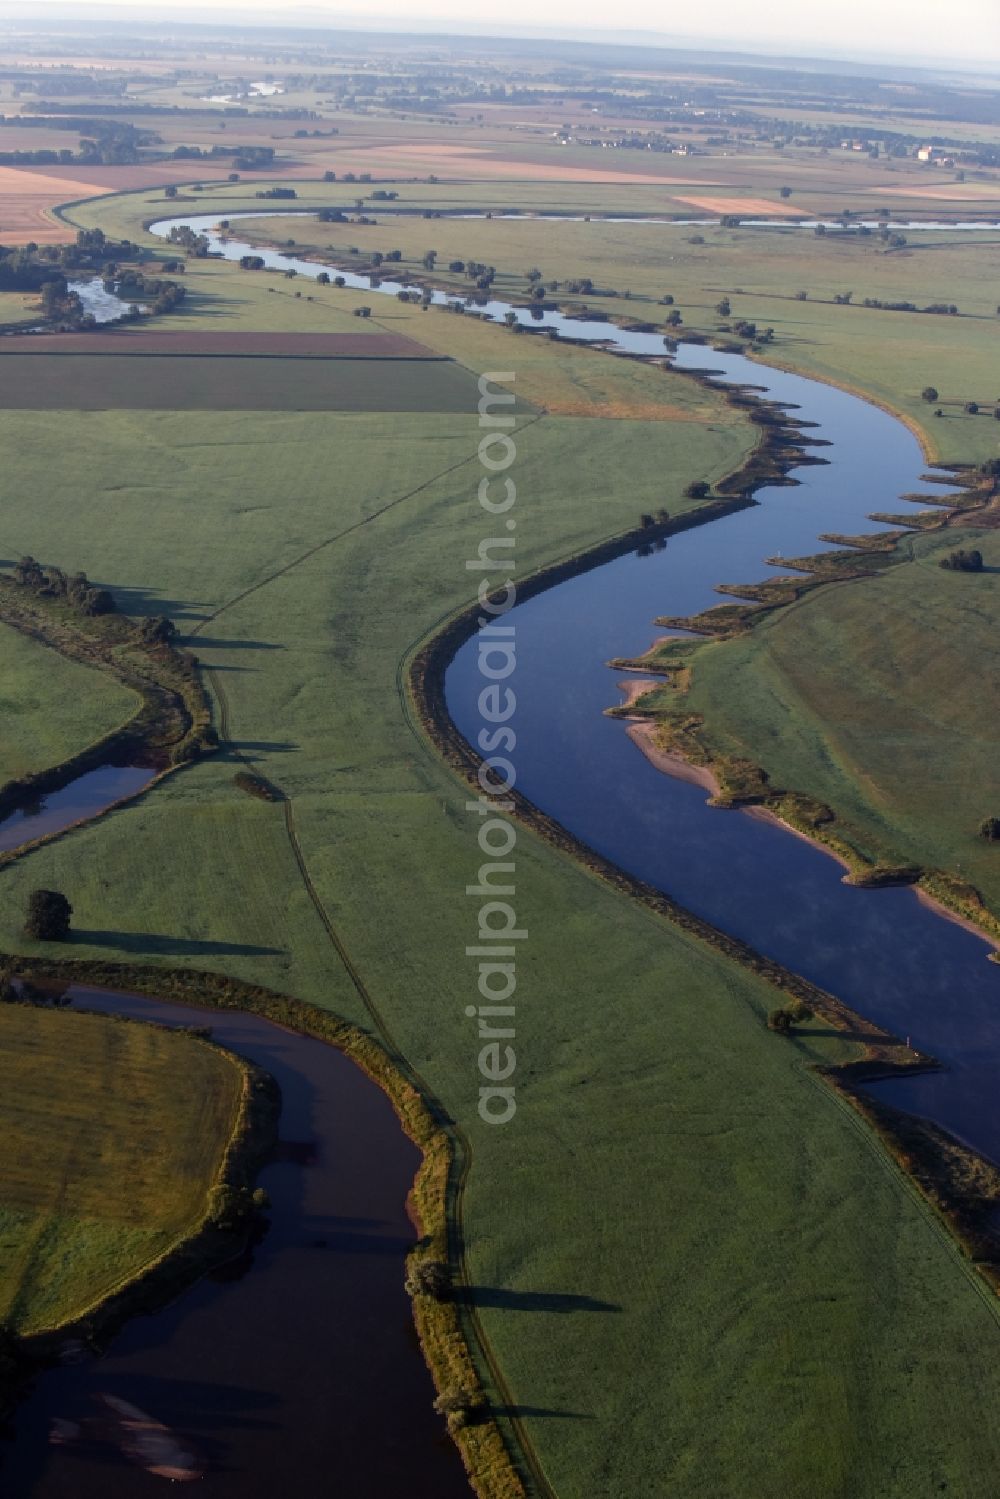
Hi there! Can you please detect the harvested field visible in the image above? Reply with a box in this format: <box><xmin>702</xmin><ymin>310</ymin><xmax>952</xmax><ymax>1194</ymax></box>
<box><xmin>673</xmin><ymin>194</ymin><xmax>801</xmax><ymax>215</ymax></box>
<box><xmin>0</xmin><ymin>330</ymin><xmax>438</xmax><ymax>359</ymax></box>
<box><xmin>0</xmin><ymin>1003</ymin><xmax>244</xmax><ymax>1333</ymax></box>
<box><xmin>0</xmin><ymin>165</ymin><xmax>106</xmax><ymax>243</ymax></box>
<box><xmin>0</xmin><ymin>350</ymin><xmax>480</xmax><ymax>411</ymax></box>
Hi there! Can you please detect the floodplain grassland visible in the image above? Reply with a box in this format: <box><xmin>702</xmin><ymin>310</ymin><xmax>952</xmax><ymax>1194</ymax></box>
<box><xmin>221</xmin><ymin>204</ymin><xmax>1000</xmax><ymax>464</ymax></box>
<box><xmin>3</xmin><ymin>205</ymin><xmax>1000</xmax><ymax>1496</ymax></box>
<box><xmin>0</xmin><ymin>1003</ymin><xmax>244</xmax><ymax>1333</ymax></box>
<box><xmin>0</xmin><ymin>622</ymin><xmax>138</xmax><ymax>787</ymax></box>
<box><xmin>639</xmin><ymin>524</ymin><xmax>1000</xmax><ymax>922</ymax></box>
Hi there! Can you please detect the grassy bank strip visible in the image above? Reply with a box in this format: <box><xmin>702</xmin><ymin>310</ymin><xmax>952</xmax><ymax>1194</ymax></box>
<box><xmin>0</xmin><ymin>572</ymin><xmax>217</xmax><ymax>866</ymax></box>
<box><xmin>3</xmin><ymin>958</ymin><xmax>529</xmax><ymax>1499</ymax></box>
<box><xmin>610</xmin><ymin>471</ymin><xmax>1000</xmax><ymax>944</ymax></box>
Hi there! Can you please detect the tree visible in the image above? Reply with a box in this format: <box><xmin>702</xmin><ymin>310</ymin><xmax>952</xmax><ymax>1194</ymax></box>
<box><xmin>525</xmin><ymin>268</ymin><xmax>542</xmax><ymax>282</ymax></box>
<box><xmin>406</xmin><ymin>1259</ymin><xmax>450</xmax><ymax>1299</ymax></box>
<box><xmin>979</xmin><ymin>817</ymin><xmax>1000</xmax><ymax>842</ymax></box>
<box><xmin>316</xmin><ymin>271</ymin><xmax>330</xmax><ymax>285</ymax></box>
<box><xmin>779</xmin><ymin>185</ymin><xmax>792</xmax><ymax>199</ymax></box>
<box><xmin>921</xmin><ymin>387</ymin><xmax>939</xmax><ymax>403</ymax></box>
<box><xmin>422</xmin><ymin>250</ymin><xmax>437</xmax><ymax>270</ymax></box>
<box><xmin>715</xmin><ymin>297</ymin><xmax>731</xmax><ymax>317</ymax></box>
<box><xmin>965</xmin><ymin>401</ymin><xmax>979</xmax><ymax>415</ymax></box>
<box><xmin>666</xmin><ymin>309</ymin><xmax>682</xmax><ymax>326</ymax></box>
<box><xmin>684</xmin><ymin>481</ymin><xmax>711</xmax><ymax>499</ymax></box>
<box><xmin>164</xmin><ymin>184</ymin><xmax>178</xmax><ymax>199</ymax></box>
<box><xmin>940</xmin><ymin>547</ymin><xmax>983</xmax><ymax>572</ymax></box>
<box><xmin>25</xmin><ymin>890</ymin><xmax>73</xmax><ymax>942</ymax></box>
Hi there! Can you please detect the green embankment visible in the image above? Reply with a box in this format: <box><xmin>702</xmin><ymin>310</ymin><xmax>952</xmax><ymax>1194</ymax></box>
<box><xmin>645</xmin><ymin>524</ymin><xmax>1000</xmax><ymax>920</ymax></box>
<box><xmin>4</xmin><ymin>191</ymin><xmax>1000</xmax><ymax>1495</ymax></box>
<box><xmin>0</xmin><ymin>1003</ymin><xmax>244</xmax><ymax>1333</ymax></box>
<box><xmin>0</xmin><ymin>622</ymin><xmax>138</xmax><ymax>786</ymax></box>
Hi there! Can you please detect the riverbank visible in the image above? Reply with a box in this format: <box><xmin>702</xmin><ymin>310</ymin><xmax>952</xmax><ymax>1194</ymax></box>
<box><xmin>3</xmin><ymin>958</ymin><xmax>528</xmax><ymax>1499</ymax></box>
<box><xmin>0</xmin><ymin>569</ymin><xmax>217</xmax><ymax>866</ymax></box>
<box><xmin>622</xmin><ymin>501</ymin><xmax>1000</xmax><ymax>951</ymax></box>
<box><xmin>0</xmin><ymin>992</ymin><xmax>279</xmax><ymax>1432</ymax></box>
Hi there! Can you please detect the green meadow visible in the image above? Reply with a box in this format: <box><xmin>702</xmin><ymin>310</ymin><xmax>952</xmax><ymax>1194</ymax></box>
<box><xmin>2</xmin><ymin>196</ymin><xmax>1000</xmax><ymax>1492</ymax></box>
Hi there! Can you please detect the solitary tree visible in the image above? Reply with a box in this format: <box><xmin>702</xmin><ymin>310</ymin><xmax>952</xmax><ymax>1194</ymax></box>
<box><xmin>980</xmin><ymin>817</ymin><xmax>1000</xmax><ymax>842</ymax></box>
<box><xmin>779</xmin><ymin>185</ymin><xmax>792</xmax><ymax>199</ymax></box>
<box><xmin>25</xmin><ymin>890</ymin><xmax>73</xmax><ymax>942</ymax></box>
<box><xmin>164</xmin><ymin>184</ymin><xmax>178</xmax><ymax>199</ymax></box>
<box><xmin>716</xmin><ymin>297</ymin><xmax>731</xmax><ymax>317</ymax></box>
<box><xmin>684</xmin><ymin>480</ymin><xmax>711</xmax><ymax>499</ymax></box>
<box><xmin>921</xmin><ymin>387</ymin><xmax>939</xmax><ymax>403</ymax></box>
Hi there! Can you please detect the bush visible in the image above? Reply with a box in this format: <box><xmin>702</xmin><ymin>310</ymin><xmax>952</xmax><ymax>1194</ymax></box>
<box><xmin>940</xmin><ymin>547</ymin><xmax>984</xmax><ymax>572</ymax></box>
<box><xmin>684</xmin><ymin>481</ymin><xmax>711</xmax><ymax>499</ymax></box>
<box><xmin>980</xmin><ymin>817</ymin><xmax>1000</xmax><ymax>842</ymax></box>
<box><xmin>921</xmin><ymin>386</ymin><xmax>939</xmax><ymax>403</ymax></box>
<box><xmin>25</xmin><ymin>889</ymin><xmax>73</xmax><ymax>941</ymax></box>
<box><xmin>406</xmin><ymin>1258</ymin><xmax>451</xmax><ymax>1299</ymax></box>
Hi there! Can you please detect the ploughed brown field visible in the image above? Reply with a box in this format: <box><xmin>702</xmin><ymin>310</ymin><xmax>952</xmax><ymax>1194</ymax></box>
<box><xmin>0</xmin><ymin>330</ymin><xmax>441</xmax><ymax>359</ymax></box>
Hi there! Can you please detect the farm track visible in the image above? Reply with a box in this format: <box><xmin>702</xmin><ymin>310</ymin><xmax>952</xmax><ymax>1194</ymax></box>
<box><xmin>196</xmin><ymin>422</ymin><xmax>555</xmax><ymax>1499</ymax></box>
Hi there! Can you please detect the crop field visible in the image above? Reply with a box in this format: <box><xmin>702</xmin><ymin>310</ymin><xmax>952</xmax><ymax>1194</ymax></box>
<box><xmin>1</xmin><ymin>324</ymin><xmax>1000</xmax><ymax>1492</ymax></box>
<box><xmin>225</xmin><ymin>206</ymin><xmax>1000</xmax><ymax>463</ymax></box>
<box><xmin>0</xmin><ymin>1003</ymin><xmax>243</xmax><ymax>1332</ymax></box>
<box><xmin>0</xmin><ymin>623</ymin><xmax>137</xmax><ymax>787</ymax></box>
<box><xmin>664</xmin><ymin>524</ymin><xmax>1000</xmax><ymax>915</ymax></box>
<box><xmin>0</xmin><ymin>349</ymin><xmax>479</xmax><ymax>411</ymax></box>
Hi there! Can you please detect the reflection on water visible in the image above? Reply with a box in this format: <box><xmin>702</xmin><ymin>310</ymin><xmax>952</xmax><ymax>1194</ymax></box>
<box><xmin>0</xmin><ymin>767</ymin><xmax>154</xmax><ymax>854</ymax></box>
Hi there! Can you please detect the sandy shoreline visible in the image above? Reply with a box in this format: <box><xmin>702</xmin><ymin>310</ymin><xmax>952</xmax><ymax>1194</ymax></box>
<box><xmin>621</xmin><ymin>719</ymin><xmax>1000</xmax><ymax>953</ymax></box>
<box><xmin>624</xmin><ymin>719</ymin><xmax>721</xmax><ymax>795</ymax></box>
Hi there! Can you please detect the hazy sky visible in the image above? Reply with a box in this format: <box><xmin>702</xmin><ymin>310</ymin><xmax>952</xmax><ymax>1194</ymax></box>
<box><xmin>21</xmin><ymin>0</ymin><xmax>1000</xmax><ymax>68</ymax></box>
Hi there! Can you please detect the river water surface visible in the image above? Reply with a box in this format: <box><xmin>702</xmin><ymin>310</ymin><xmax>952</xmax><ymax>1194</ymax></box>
<box><xmin>2</xmin><ymin>985</ymin><xmax>469</xmax><ymax>1497</ymax></box>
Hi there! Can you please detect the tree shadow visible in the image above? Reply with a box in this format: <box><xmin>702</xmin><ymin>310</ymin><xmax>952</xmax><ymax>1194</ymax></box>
<box><xmin>464</xmin><ymin>1287</ymin><xmax>621</xmax><ymax>1313</ymax></box>
<box><xmin>192</xmin><ymin>638</ymin><xmax>288</xmax><ymax>651</ymax></box>
<box><xmin>71</xmin><ymin>930</ymin><xmax>285</xmax><ymax>957</ymax></box>
<box><xmin>491</xmin><ymin>1404</ymin><xmax>595</xmax><ymax>1421</ymax></box>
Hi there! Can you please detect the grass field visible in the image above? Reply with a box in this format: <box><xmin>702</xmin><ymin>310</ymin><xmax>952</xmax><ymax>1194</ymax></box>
<box><xmin>69</xmin><ymin>179</ymin><xmax>1000</xmax><ymax>464</ymax></box>
<box><xmin>647</xmin><ymin>524</ymin><xmax>1000</xmax><ymax>918</ymax></box>
<box><xmin>1</xmin><ymin>224</ymin><xmax>1000</xmax><ymax>1491</ymax></box>
<box><xmin>0</xmin><ymin>350</ymin><xmax>480</xmax><ymax>411</ymax></box>
<box><xmin>225</xmin><ymin>206</ymin><xmax>1000</xmax><ymax>465</ymax></box>
<box><xmin>0</xmin><ymin>1003</ymin><xmax>243</xmax><ymax>1332</ymax></box>
<box><xmin>0</xmin><ymin>623</ymin><xmax>137</xmax><ymax>787</ymax></box>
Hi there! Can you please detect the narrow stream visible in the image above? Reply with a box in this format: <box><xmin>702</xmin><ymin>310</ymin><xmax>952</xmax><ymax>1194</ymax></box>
<box><xmin>2</xmin><ymin>985</ymin><xmax>469</xmax><ymax>1497</ymax></box>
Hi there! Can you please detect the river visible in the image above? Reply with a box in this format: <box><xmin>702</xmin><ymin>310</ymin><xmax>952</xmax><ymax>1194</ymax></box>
<box><xmin>146</xmin><ymin>211</ymin><xmax>1000</xmax><ymax>1162</ymax></box>
<box><xmin>1</xmin><ymin>985</ymin><xmax>469</xmax><ymax>1497</ymax></box>
<box><xmin>4</xmin><ymin>209</ymin><xmax>992</xmax><ymax>1492</ymax></box>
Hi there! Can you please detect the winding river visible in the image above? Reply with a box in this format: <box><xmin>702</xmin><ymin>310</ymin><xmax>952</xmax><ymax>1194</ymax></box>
<box><xmin>5</xmin><ymin>210</ymin><xmax>996</xmax><ymax>1491</ymax></box>
<box><xmin>148</xmin><ymin>212</ymin><xmax>1000</xmax><ymax>1159</ymax></box>
<box><xmin>2</xmin><ymin>985</ymin><xmax>469</xmax><ymax>1497</ymax></box>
